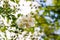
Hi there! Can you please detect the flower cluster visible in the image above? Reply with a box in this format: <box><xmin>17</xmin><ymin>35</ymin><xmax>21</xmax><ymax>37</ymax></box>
<box><xmin>17</xmin><ymin>14</ymin><xmax>35</xmax><ymax>28</ymax></box>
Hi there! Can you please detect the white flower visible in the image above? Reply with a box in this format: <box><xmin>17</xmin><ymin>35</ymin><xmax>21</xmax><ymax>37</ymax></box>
<box><xmin>0</xmin><ymin>17</ymin><xmax>4</xmax><ymax>26</ymax></box>
<box><xmin>17</xmin><ymin>14</ymin><xmax>35</xmax><ymax>28</ymax></box>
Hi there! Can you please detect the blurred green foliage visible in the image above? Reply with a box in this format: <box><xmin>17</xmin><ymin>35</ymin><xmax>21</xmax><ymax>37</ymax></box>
<box><xmin>10</xmin><ymin>0</ymin><xmax>19</xmax><ymax>4</ymax></box>
<box><xmin>0</xmin><ymin>0</ymin><xmax>60</xmax><ymax>40</ymax></box>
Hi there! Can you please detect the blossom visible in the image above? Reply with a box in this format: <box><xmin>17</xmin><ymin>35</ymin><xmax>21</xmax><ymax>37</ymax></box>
<box><xmin>17</xmin><ymin>14</ymin><xmax>35</xmax><ymax>28</ymax></box>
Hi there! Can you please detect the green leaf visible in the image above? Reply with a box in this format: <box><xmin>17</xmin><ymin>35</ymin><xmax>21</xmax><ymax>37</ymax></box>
<box><xmin>0</xmin><ymin>7</ymin><xmax>4</xmax><ymax>14</ymax></box>
<box><xmin>10</xmin><ymin>0</ymin><xmax>19</xmax><ymax>4</ymax></box>
<box><xmin>25</xmin><ymin>27</ymin><xmax>34</xmax><ymax>33</ymax></box>
<box><xmin>44</xmin><ymin>26</ymin><xmax>54</xmax><ymax>36</ymax></box>
<box><xmin>26</xmin><ymin>0</ymin><xmax>31</xmax><ymax>1</ymax></box>
<box><xmin>17</xmin><ymin>14</ymin><xmax>23</xmax><ymax>17</ymax></box>
<box><xmin>35</xmin><ymin>10</ymin><xmax>39</xmax><ymax>13</ymax></box>
<box><xmin>30</xmin><ymin>4</ymin><xmax>32</xmax><ymax>6</ymax></box>
<box><xmin>0</xmin><ymin>26</ymin><xmax>7</xmax><ymax>32</ymax></box>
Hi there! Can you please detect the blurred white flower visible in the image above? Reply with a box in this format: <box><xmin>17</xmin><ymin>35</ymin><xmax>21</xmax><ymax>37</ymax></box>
<box><xmin>0</xmin><ymin>16</ymin><xmax>4</xmax><ymax>26</ymax></box>
<box><xmin>0</xmin><ymin>32</ymin><xmax>5</xmax><ymax>40</ymax></box>
<box><xmin>17</xmin><ymin>14</ymin><xmax>35</xmax><ymax>28</ymax></box>
<box><xmin>35</xmin><ymin>27</ymin><xmax>40</xmax><ymax>32</ymax></box>
<box><xmin>6</xmin><ymin>30</ymin><xmax>11</xmax><ymax>39</ymax></box>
